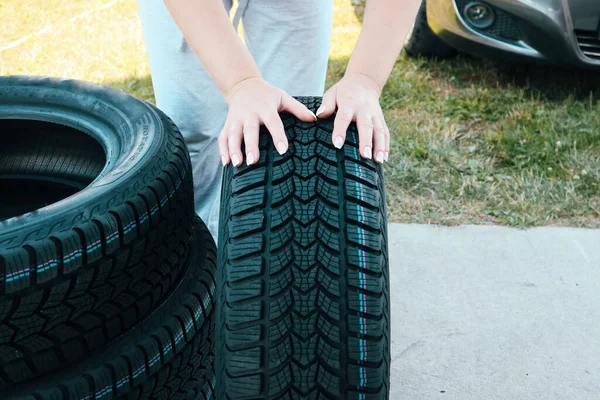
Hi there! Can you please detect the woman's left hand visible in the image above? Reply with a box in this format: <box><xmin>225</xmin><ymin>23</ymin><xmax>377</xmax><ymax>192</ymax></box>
<box><xmin>316</xmin><ymin>72</ymin><xmax>389</xmax><ymax>164</ymax></box>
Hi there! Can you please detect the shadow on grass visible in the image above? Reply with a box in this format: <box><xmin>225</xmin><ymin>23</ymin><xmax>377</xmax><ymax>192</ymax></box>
<box><xmin>426</xmin><ymin>54</ymin><xmax>600</xmax><ymax>103</ymax></box>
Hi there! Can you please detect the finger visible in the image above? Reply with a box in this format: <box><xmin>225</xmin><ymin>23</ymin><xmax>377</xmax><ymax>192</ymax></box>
<box><xmin>372</xmin><ymin>116</ymin><xmax>386</xmax><ymax>164</ymax></box>
<box><xmin>218</xmin><ymin>133</ymin><xmax>230</xmax><ymax>166</ymax></box>
<box><xmin>356</xmin><ymin>113</ymin><xmax>374</xmax><ymax>160</ymax></box>
<box><xmin>263</xmin><ymin>113</ymin><xmax>288</xmax><ymax>155</ymax></box>
<box><xmin>332</xmin><ymin>107</ymin><xmax>352</xmax><ymax>149</ymax></box>
<box><xmin>226</xmin><ymin>121</ymin><xmax>244</xmax><ymax>167</ymax></box>
<box><xmin>384</xmin><ymin>119</ymin><xmax>390</xmax><ymax>162</ymax></box>
<box><xmin>281</xmin><ymin>94</ymin><xmax>317</xmax><ymax>122</ymax></box>
<box><xmin>243</xmin><ymin>122</ymin><xmax>260</xmax><ymax>165</ymax></box>
<box><xmin>316</xmin><ymin>87</ymin><xmax>337</xmax><ymax>119</ymax></box>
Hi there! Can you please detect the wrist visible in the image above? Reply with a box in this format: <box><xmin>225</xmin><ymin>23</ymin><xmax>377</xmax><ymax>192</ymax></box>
<box><xmin>343</xmin><ymin>71</ymin><xmax>384</xmax><ymax>97</ymax></box>
<box><xmin>224</xmin><ymin>75</ymin><xmax>263</xmax><ymax>104</ymax></box>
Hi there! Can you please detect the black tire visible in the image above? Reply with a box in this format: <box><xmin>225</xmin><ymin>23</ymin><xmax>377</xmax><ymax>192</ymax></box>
<box><xmin>216</xmin><ymin>97</ymin><xmax>390</xmax><ymax>399</ymax></box>
<box><xmin>404</xmin><ymin>0</ymin><xmax>454</xmax><ymax>58</ymax></box>
<box><xmin>178</xmin><ymin>371</ymin><xmax>215</xmax><ymax>400</ymax></box>
<box><xmin>5</xmin><ymin>217</ymin><xmax>216</xmax><ymax>400</ymax></box>
<box><xmin>0</xmin><ymin>230</ymin><xmax>192</xmax><ymax>387</ymax></box>
<box><xmin>0</xmin><ymin>77</ymin><xmax>195</xmax><ymax>386</ymax></box>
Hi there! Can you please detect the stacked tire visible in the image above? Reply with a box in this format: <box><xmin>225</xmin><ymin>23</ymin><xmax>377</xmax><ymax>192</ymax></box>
<box><xmin>0</xmin><ymin>77</ymin><xmax>216</xmax><ymax>400</ymax></box>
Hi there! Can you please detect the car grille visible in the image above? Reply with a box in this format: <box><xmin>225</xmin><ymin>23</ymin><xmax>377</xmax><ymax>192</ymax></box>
<box><xmin>574</xmin><ymin>30</ymin><xmax>600</xmax><ymax>60</ymax></box>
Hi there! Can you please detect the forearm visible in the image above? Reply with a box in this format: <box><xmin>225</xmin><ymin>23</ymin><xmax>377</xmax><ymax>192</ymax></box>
<box><xmin>162</xmin><ymin>0</ymin><xmax>261</xmax><ymax>98</ymax></box>
<box><xmin>346</xmin><ymin>0</ymin><xmax>421</xmax><ymax>93</ymax></box>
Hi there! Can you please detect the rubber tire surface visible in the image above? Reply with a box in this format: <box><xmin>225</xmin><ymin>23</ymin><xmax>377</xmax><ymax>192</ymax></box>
<box><xmin>216</xmin><ymin>97</ymin><xmax>390</xmax><ymax>399</ymax></box>
<box><xmin>5</xmin><ymin>217</ymin><xmax>216</xmax><ymax>400</ymax></box>
<box><xmin>404</xmin><ymin>0</ymin><xmax>454</xmax><ymax>58</ymax></box>
<box><xmin>178</xmin><ymin>371</ymin><xmax>215</xmax><ymax>400</ymax></box>
<box><xmin>0</xmin><ymin>77</ymin><xmax>195</xmax><ymax>386</ymax></box>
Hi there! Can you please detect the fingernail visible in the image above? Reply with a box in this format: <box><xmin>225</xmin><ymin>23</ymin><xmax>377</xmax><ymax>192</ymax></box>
<box><xmin>221</xmin><ymin>156</ymin><xmax>228</xmax><ymax>166</ymax></box>
<box><xmin>364</xmin><ymin>147</ymin><xmax>372</xmax><ymax>159</ymax></box>
<box><xmin>277</xmin><ymin>142</ymin><xmax>288</xmax><ymax>155</ymax></box>
<box><xmin>376</xmin><ymin>151</ymin><xmax>384</xmax><ymax>163</ymax></box>
<box><xmin>309</xmin><ymin>110</ymin><xmax>317</xmax><ymax>121</ymax></box>
<box><xmin>334</xmin><ymin>137</ymin><xmax>343</xmax><ymax>149</ymax></box>
<box><xmin>316</xmin><ymin>105</ymin><xmax>326</xmax><ymax>117</ymax></box>
<box><xmin>384</xmin><ymin>152</ymin><xmax>389</xmax><ymax>162</ymax></box>
<box><xmin>232</xmin><ymin>155</ymin><xmax>241</xmax><ymax>166</ymax></box>
<box><xmin>247</xmin><ymin>152</ymin><xmax>255</xmax><ymax>165</ymax></box>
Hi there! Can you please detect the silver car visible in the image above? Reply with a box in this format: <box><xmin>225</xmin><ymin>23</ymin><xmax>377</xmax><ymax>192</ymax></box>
<box><xmin>404</xmin><ymin>0</ymin><xmax>600</xmax><ymax>69</ymax></box>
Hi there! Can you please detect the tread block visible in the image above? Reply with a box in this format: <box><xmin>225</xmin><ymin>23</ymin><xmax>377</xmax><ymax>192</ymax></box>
<box><xmin>227</xmin><ymin>348</ymin><xmax>261</xmax><ymax>375</ymax></box>
<box><xmin>231</xmin><ymin>187</ymin><xmax>266</xmax><ymax>216</ymax></box>
<box><xmin>346</xmin><ymin>201</ymin><xmax>382</xmax><ymax>231</ymax></box>
<box><xmin>269</xmin><ymin>291</ymin><xmax>293</xmax><ymax>321</ymax></box>
<box><xmin>227</xmin><ymin>258</ymin><xmax>263</xmax><ymax>283</ymax></box>
<box><xmin>348</xmin><ymin>272</ymin><xmax>384</xmax><ymax>294</ymax></box>
<box><xmin>3</xmin><ymin>247</ymin><xmax>35</xmax><ymax>292</ymax></box>
<box><xmin>227</xmin><ymin>279</ymin><xmax>262</xmax><ymax>303</ymax></box>
<box><xmin>268</xmin><ymin>315</ymin><xmax>292</xmax><ymax>342</ymax></box>
<box><xmin>227</xmin><ymin>325</ymin><xmax>261</xmax><ymax>348</ymax></box>
<box><xmin>227</xmin><ymin>236</ymin><xmax>264</xmax><ymax>261</ymax></box>
<box><xmin>347</xmin><ymin>245</ymin><xmax>383</xmax><ymax>273</ymax></box>
<box><xmin>230</xmin><ymin>210</ymin><xmax>265</xmax><ymax>239</ymax></box>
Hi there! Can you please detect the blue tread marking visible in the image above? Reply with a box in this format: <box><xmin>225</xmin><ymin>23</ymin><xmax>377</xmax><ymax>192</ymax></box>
<box><xmin>185</xmin><ymin>318</ymin><xmax>193</xmax><ymax>333</ymax></box>
<box><xmin>160</xmin><ymin>197</ymin><xmax>168</xmax><ymax>207</ymax></box>
<box><xmin>95</xmin><ymin>387</ymin><xmax>112</xmax><ymax>399</ymax></box>
<box><xmin>353</xmin><ymin>145</ymin><xmax>368</xmax><ymax>390</ymax></box>
<box><xmin>63</xmin><ymin>252</ymin><xmax>82</xmax><ymax>264</ymax></box>
<box><xmin>132</xmin><ymin>366</ymin><xmax>146</xmax><ymax>379</ymax></box>
<box><xmin>37</xmin><ymin>262</ymin><xmax>58</xmax><ymax>273</ymax></box>
<box><xmin>123</xmin><ymin>223</ymin><xmax>137</xmax><ymax>235</ymax></box>
<box><xmin>174</xmin><ymin>331</ymin><xmax>184</xmax><ymax>344</ymax></box>
<box><xmin>6</xmin><ymin>271</ymin><xmax>30</xmax><ymax>282</ymax></box>
<box><xmin>106</xmin><ymin>233</ymin><xmax>120</xmax><ymax>244</ymax></box>
<box><xmin>116</xmin><ymin>377</ymin><xmax>129</xmax><ymax>388</ymax></box>
<box><xmin>86</xmin><ymin>244</ymin><xmax>101</xmax><ymax>253</ymax></box>
<box><xmin>148</xmin><ymin>354</ymin><xmax>160</xmax><ymax>368</ymax></box>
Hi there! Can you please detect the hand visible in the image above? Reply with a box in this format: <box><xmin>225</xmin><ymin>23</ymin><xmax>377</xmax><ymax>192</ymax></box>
<box><xmin>317</xmin><ymin>72</ymin><xmax>390</xmax><ymax>164</ymax></box>
<box><xmin>219</xmin><ymin>77</ymin><xmax>317</xmax><ymax>167</ymax></box>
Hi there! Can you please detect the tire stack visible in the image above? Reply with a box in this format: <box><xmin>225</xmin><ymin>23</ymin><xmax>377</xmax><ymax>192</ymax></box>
<box><xmin>1</xmin><ymin>79</ymin><xmax>391</xmax><ymax>400</ymax></box>
<box><xmin>0</xmin><ymin>77</ymin><xmax>216</xmax><ymax>400</ymax></box>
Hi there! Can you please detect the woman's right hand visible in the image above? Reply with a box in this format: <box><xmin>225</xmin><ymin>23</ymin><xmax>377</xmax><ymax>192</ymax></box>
<box><xmin>219</xmin><ymin>77</ymin><xmax>317</xmax><ymax>167</ymax></box>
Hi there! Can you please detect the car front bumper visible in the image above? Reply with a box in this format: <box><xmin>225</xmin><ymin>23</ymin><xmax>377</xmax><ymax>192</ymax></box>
<box><xmin>427</xmin><ymin>0</ymin><xmax>600</xmax><ymax>69</ymax></box>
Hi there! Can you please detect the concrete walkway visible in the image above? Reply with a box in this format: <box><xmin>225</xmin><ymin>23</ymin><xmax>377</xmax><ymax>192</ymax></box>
<box><xmin>388</xmin><ymin>224</ymin><xmax>600</xmax><ymax>399</ymax></box>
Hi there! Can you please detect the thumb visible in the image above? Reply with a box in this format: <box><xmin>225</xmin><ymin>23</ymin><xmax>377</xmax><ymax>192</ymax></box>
<box><xmin>280</xmin><ymin>94</ymin><xmax>317</xmax><ymax>122</ymax></box>
<box><xmin>316</xmin><ymin>87</ymin><xmax>337</xmax><ymax>119</ymax></box>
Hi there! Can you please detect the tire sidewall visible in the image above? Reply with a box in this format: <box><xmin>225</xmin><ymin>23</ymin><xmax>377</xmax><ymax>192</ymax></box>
<box><xmin>0</xmin><ymin>76</ymin><xmax>168</xmax><ymax>248</ymax></box>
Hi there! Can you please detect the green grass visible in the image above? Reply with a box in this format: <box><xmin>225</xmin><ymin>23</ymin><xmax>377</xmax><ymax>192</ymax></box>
<box><xmin>2</xmin><ymin>0</ymin><xmax>600</xmax><ymax>227</ymax></box>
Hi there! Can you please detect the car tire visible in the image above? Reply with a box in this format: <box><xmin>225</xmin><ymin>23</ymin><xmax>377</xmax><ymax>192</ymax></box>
<box><xmin>404</xmin><ymin>0</ymin><xmax>455</xmax><ymax>58</ymax></box>
<box><xmin>178</xmin><ymin>370</ymin><xmax>215</xmax><ymax>400</ymax></box>
<box><xmin>216</xmin><ymin>97</ymin><xmax>391</xmax><ymax>399</ymax></box>
<box><xmin>0</xmin><ymin>76</ymin><xmax>196</xmax><ymax>387</ymax></box>
<box><xmin>4</xmin><ymin>217</ymin><xmax>216</xmax><ymax>400</ymax></box>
